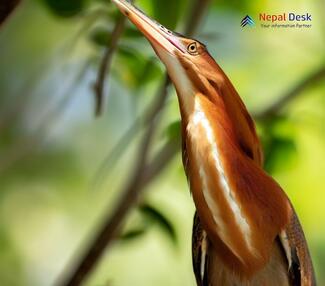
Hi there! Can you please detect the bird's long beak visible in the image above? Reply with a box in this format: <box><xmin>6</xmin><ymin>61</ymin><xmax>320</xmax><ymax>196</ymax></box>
<box><xmin>112</xmin><ymin>0</ymin><xmax>185</xmax><ymax>54</ymax></box>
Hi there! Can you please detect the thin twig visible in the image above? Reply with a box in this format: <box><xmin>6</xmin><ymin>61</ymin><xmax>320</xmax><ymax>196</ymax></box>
<box><xmin>93</xmin><ymin>15</ymin><xmax>127</xmax><ymax>116</ymax></box>
<box><xmin>59</xmin><ymin>0</ymin><xmax>211</xmax><ymax>285</ymax></box>
<box><xmin>254</xmin><ymin>65</ymin><xmax>325</xmax><ymax>120</ymax></box>
<box><xmin>93</xmin><ymin>0</ymin><xmax>135</xmax><ymax>117</ymax></box>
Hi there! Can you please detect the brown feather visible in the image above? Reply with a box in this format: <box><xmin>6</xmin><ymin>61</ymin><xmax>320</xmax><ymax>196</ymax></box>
<box><xmin>285</xmin><ymin>210</ymin><xmax>316</xmax><ymax>286</ymax></box>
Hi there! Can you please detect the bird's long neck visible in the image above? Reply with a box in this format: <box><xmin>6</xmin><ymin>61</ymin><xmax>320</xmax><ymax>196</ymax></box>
<box><xmin>179</xmin><ymin>86</ymin><xmax>290</xmax><ymax>278</ymax></box>
<box><xmin>184</xmin><ymin>94</ymin><xmax>256</xmax><ymax>270</ymax></box>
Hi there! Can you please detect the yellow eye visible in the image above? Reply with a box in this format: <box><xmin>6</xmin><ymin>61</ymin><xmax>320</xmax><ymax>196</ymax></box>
<box><xmin>187</xmin><ymin>42</ymin><xmax>198</xmax><ymax>55</ymax></box>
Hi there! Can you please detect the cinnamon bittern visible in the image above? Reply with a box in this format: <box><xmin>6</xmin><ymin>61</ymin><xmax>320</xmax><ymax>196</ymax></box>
<box><xmin>112</xmin><ymin>1</ymin><xmax>316</xmax><ymax>285</ymax></box>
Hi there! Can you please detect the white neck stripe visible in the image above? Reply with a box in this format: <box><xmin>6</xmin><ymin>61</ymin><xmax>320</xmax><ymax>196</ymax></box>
<box><xmin>188</xmin><ymin>99</ymin><xmax>254</xmax><ymax>258</ymax></box>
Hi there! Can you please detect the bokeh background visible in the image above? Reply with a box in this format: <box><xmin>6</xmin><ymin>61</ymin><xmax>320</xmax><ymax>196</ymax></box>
<box><xmin>0</xmin><ymin>0</ymin><xmax>324</xmax><ymax>285</ymax></box>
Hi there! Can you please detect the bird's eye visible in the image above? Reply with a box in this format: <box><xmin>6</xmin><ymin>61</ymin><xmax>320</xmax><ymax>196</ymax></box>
<box><xmin>187</xmin><ymin>42</ymin><xmax>198</xmax><ymax>55</ymax></box>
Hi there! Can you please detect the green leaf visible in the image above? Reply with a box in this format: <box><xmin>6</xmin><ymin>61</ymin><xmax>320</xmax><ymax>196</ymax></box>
<box><xmin>138</xmin><ymin>57</ymin><xmax>162</xmax><ymax>86</ymax></box>
<box><xmin>151</xmin><ymin>0</ymin><xmax>186</xmax><ymax>30</ymax></box>
<box><xmin>259</xmin><ymin>116</ymin><xmax>298</xmax><ymax>173</ymax></box>
<box><xmin>211</xmin><ymin>0</ymin><xmax>255</xmax><ymax>13</ymax></box>
<box><xmin>89</xmin><ymin>26</ymin><xmax>142</xmax><ymax>48</ymax></box>
<box><xmin>90</xmin><ymin>27</ymin><xmax>111</xmax><ymax>47</ymax></box>
<box><xmin>139</xmin><ymin>204</ymin><xmax>177</xmax><ymax>244</ymax></box>
<box><xmin>42</xmin><ymin>0</ymin><xmax>87</xmax><ymax>18</ymax></box>
<box><xmin>119</xmin><ymin>228</ymin><xmax>148</xmax><ymax>242</ymax></box>
<box><xmin>263</xmin><ymin>136</ymin><xmax>297</xmax><ymax>173</ymax></box>
<box><xmin>166</xmin><ymin>120</ymin><xmax>181</xmax><ymax>141</ymax></box>
<box><xmin>116</xmin><ymin>46</ymin><xmax>161</xmax><ymax>89</ymax></box>
<box><xmin>0</xmin><ymin>148</ymin><xmax>82</xmax><ymax>193</ymax></box>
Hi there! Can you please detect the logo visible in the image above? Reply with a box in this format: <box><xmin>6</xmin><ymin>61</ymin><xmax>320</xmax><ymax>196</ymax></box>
<box><xmin>259</xmin><ymin>13</ymin><xmax>312</xmax><ymax>23</ymax></box>
<box><xmin>259</xmin><ymin>13</ymin><xmax>312</xmax><ymax>28</ymax></box>
<box><xmin>240</xmin><ymin>13</ymin><xmax>312</xmax><ymax>29</ymax></box>
<box><xmin>241</xmin><ymin>15</ymin><xmax>255</xmax><ymax>27</ymax></box>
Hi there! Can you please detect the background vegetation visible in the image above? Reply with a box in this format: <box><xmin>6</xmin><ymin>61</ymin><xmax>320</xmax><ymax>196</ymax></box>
<box><xmin>0</xmin><ymin>0</ymin><xmax>324</xmax><ymax>285</ymax></box>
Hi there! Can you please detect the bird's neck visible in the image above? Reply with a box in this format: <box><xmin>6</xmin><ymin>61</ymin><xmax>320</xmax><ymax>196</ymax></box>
<box><xmin>185</xmin><ymin>94</ymin><xmax>252</xmax><ymax>263</ymax></box>
<box><xmin>182</xmin><ymin>93</ymin><xmax>291</xmax><ymax>277</ymax></box>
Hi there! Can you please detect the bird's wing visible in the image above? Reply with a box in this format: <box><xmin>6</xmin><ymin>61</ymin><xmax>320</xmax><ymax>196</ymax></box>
<box><xmin>192</xmin><ymin>212</ymin><xmax>209</xmax><ymax>286</ymax></box>
<box><xmin>193</xmin><ymin>209</ymin><xmax>316</xmax><ymax>286</ymax></box>
<box><xmin>279</xmin><ymin>208</ymin><xmax>316</xmax><ymax>286</ymax></box>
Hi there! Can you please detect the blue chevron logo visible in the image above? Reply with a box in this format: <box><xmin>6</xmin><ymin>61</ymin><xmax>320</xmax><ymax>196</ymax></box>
<box><xmin>241</xmin><ymin>15</ymin><xmax>255</xmax><ymax>27</ymax></box>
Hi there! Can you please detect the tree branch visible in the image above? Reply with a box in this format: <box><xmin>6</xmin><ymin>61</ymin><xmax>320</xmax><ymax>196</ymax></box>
<box><xmin>0</xmin><ymin>0</ymin><xmax>21</xmax><ymax>26</ymax></box>
<box><xmin>254</xmin><ymin>64</ymin><xmax>325</xmax><ymax>120</ymax></box>
<box><xmin>93</xmin><ymin>15</ymin><xmax>127</xmax><ymax>117</ymax></box>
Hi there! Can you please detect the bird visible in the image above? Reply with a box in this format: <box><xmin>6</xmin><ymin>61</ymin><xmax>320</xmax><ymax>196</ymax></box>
<box><xmin>111</xmin><ymin>0</ymin><xmax>316</xmax><ymax>285</ymax></box>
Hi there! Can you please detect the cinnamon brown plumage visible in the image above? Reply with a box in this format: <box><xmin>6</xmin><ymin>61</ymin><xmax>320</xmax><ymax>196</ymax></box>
<box><xmin>112</xmin><ymin>1</ymin><xmax>316</xmax><ymax>285</ymax></box>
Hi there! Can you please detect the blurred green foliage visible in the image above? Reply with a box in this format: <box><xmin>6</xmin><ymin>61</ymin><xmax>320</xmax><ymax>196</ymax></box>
<box><xmin>0</xmin><ymin>0</ymin><xmax>324</xmax><ymax>285</ymax></box>
<box><xmin>150</xmin><ymin>0</ymin><xmax>186</xmax><ymax>29</ymax></box>
<box><xmin>41</xmin><ymin>0</ymin><xmax>88</xmax><ymax>17</ymax></box>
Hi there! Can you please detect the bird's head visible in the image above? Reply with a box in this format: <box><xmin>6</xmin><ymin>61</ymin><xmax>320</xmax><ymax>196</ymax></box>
<box><xmin>112</xmin><ymin>0</ymin><xmax>264</xmax><ymax>165</ymax></box>
<box><xmin>112</xmin><ymin>0</ymin><xmax>222</xmax><ymax>114</ymax></box>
